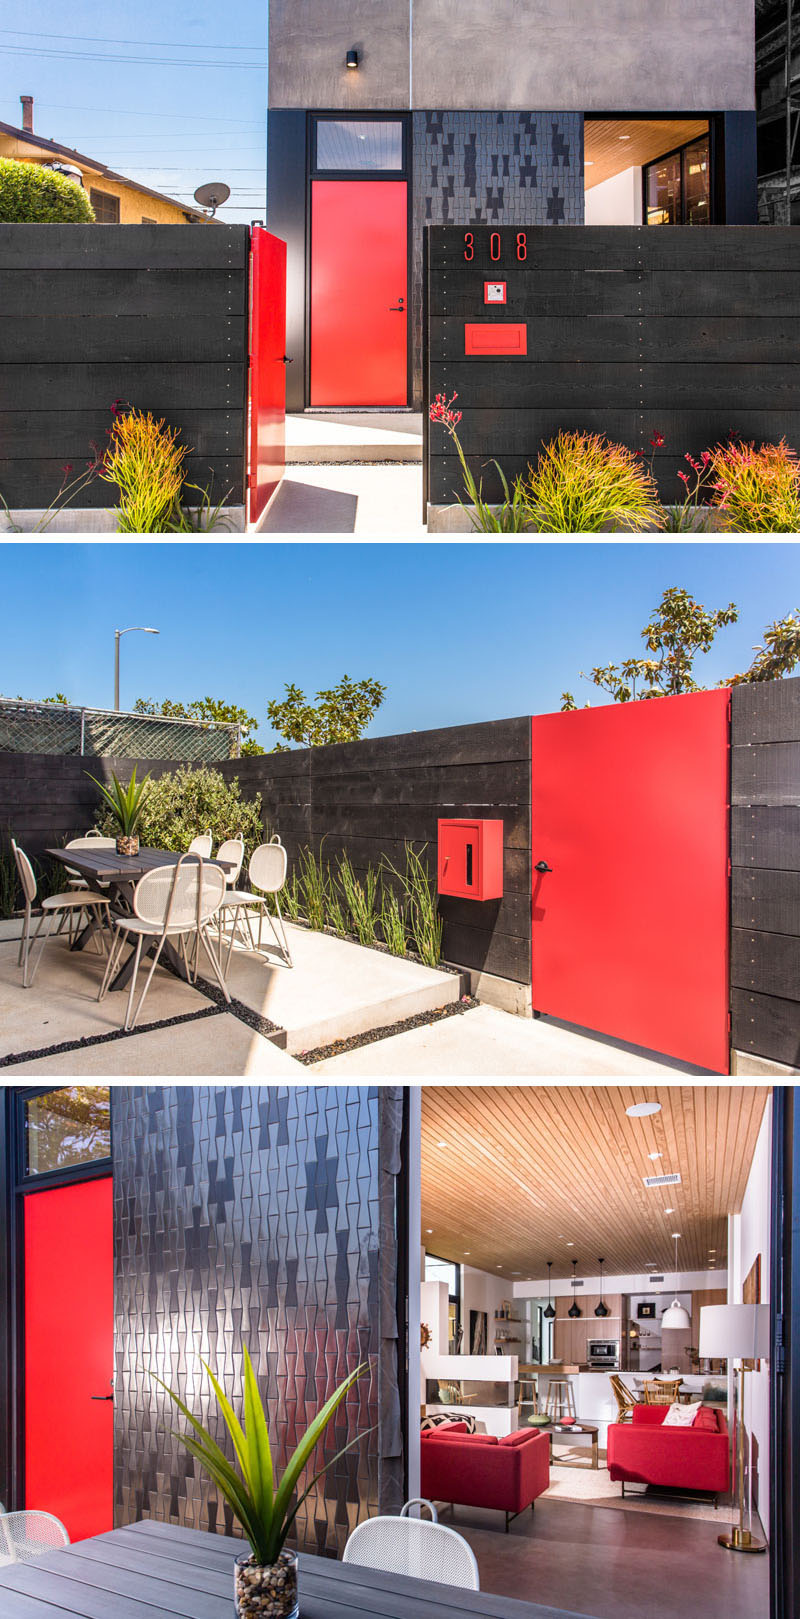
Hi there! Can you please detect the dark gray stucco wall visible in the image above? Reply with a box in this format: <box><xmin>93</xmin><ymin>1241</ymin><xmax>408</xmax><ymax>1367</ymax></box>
<box><xmin>412</xmin><ymin>110</ymin><xmax>583</xmax><ymax>402</ymax></box>
<box><xmin>112</xmin><ymin>1085</ymin><xmax>404</xmax><ymax>1555</ymax></box>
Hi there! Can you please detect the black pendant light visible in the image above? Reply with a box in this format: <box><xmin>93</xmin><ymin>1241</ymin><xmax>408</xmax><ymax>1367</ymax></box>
<box><xmin>594</xmin><ymin>1257</ymin><xmax>610</xmax><ymax>1318</ymax></box>
<box><xmin>568</xmin><ymin>1258</ymin><xmax>582</xmax><ymax>1318</ymax></box>
<box><xmin>544</xmin><ymin>1260</ymin><xmax>556</xmax><ymax>1319</ymax></box>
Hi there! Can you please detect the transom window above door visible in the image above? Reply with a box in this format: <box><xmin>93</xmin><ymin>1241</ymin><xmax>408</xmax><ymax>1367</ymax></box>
<box><xmin>314</xmin><ymin>119</ymin><xmax>404</xmax><ymax>173</ymax></box>
<box><xmin>23</xmin><ymin>1085</ymin><xmax>111</xmax><ymax>1177</ymax></box>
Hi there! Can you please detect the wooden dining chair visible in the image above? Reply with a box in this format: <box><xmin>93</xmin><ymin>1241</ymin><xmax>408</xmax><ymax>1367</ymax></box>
<box><xmin>609</xmin><ymin>1374</ymin><xmax>640</xmax><ymax>1422</ymax></box>
<box><xmin>642</xmin><ymin>1377</ymin><xmax>683</xmax><ymax>1404</ymax></box>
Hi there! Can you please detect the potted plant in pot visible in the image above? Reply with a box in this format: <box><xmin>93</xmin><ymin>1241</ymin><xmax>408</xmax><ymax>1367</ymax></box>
<box><xmin>154</xmin><ymin>1349</ymin><xmax>370</xmax><ymax>1619</ymax></box>
<box><xmin>87</xmin><ymin>766</ymin><xmax>150</xmax><ymax>856</ymax></box>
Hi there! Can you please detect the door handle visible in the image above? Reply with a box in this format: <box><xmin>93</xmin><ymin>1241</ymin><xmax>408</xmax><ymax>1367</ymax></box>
<box><xmin>280</xmin><ymin>355</ymin><xmax>293</xmax><ymax>364</ymax></box>
<box><xmin>91</xmin><ymin>1395</ymin><xmax>114</xmax><ymax>1401</ymax></box>
<box><xmin>534</xmin><ymin>860</ymin><xmax>553</xmax><ymax>874</ymax></box>
<box><xmin>389</xmin><ymin>299</ymin><xmax>405</xmax><ymax>311</ymax></box>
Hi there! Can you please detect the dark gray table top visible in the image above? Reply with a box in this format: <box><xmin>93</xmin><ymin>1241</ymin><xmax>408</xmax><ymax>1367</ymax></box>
<box><xmin>47</xmin><ymin>847</ymin><xmax>237</xmax><ymax>882</ymax></box>
<box><xmin>0</xmin><ymin>1517</ymin><xmax>592</xmax><ymax>1619</ymax></box>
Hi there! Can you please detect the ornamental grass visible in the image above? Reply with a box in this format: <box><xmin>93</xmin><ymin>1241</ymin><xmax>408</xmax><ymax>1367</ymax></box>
<box><xmin>100</xmin><ymin>406</ymin><xmax>188</xmax><ymax>533</ymax></box>
<box><xmin>711</xmin><ymin>438</ymin><xmax>800</xmax><ymax>534</ymax></box>
<box><xmin>521</xmin><ymin>430</ymin><xmax>663</xmax><ymax>533</ymax></box>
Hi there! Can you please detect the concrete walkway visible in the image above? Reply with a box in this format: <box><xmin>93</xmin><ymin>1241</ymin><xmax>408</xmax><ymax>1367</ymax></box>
<box><xmin>311</xmin><ymin>1002</ymin><xmax>706</xmax><ymax>1077</ymax></box>
<box><xmin>11</xmin><ymin>1014</ymin><xmax>302</xmax><ymax>1077</ymax></box>
<box><xmin>258</xmin><ymin>463</ymin><xmax>426</xmax><ymax>533</ymax></box>
<box><xmin>286</xmin><ymin>411</ymin><xmax>422</xmax><ymax>463</ymax></box>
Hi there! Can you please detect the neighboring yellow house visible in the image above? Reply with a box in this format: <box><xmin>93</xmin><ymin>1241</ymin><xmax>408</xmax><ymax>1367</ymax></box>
<box><xmin>0</xmin><ymin>98</ymin><xmax>208</xmax><ymax>224</ymax></box>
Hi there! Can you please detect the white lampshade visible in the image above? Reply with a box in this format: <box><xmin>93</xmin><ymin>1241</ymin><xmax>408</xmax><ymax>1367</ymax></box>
<box><xmin>662</xmin><ymin>1299</ymin><xmax>692</xmax><ymax>1330</ymax></box>
<box><xmin>699</xmin><ymin>1303</ymin><xmax>770</xmax><ymax>1362</ymax></box>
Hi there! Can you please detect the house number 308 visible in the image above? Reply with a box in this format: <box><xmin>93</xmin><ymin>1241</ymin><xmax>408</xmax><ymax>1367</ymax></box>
<box><xmin>463</xmin><ymin>232</ymin><xmax>527</xmax><ymax>261</ymax></box>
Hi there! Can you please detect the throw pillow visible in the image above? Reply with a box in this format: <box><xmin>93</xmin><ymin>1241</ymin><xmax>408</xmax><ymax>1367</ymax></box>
<box><xmin>663</xmin><ymin>1400</ymin><xmax>703</xmax><ymax>1427</ymax></box>
<box><xmin>420</xmin><ymin>1412</ymin><xmax>477</xmax><ymax>1432</ymax></box>
<box><xmin>499</xmin><ymin>1429</ymin><xmax>539</xmax><ymax>1447</ymax></box>
<box><xmin>692</xmin><ymin>1407</ymin><xmax>720</xmax><ymax>1432</ymax></box>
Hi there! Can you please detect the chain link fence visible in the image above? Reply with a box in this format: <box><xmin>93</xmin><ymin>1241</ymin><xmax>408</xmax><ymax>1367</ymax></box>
<box><xmin>0</xmin><ymin>700</ymin><xmax>241</xmax><ymax>761</ymax></box>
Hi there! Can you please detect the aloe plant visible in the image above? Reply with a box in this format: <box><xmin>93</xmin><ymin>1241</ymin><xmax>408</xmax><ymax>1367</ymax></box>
<box><xmin>86</xmin><ymin>766</ymin><xmax>150</xmax><ymax>836</ymax></box>
<box><xmin>153</xmin><ymin>1350</ymin><xmax>370</xmax><ymax>1567</ymax></box>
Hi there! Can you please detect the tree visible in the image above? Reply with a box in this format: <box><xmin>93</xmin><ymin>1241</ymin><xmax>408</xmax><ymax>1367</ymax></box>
<box><xmin>0</xmin><ymin>158</ymin><xmax>95</xmax><ymax>223</ymax></box>
<box><xmin>133</xmin><ymin>696</ymin><xmax>264</xmax><ymax>753</ymax></box>
<box><xmin>42</xmin><ymin>693</ymin><xmax>70</xmax><ymax>705</ymax></box>
<box><xmin>560</xmin><ymin>589</ymin><xmax>800</xmax><ymax>710</ymax></box>
<box><xmin>267</xmin><ymin>675</ymin><xmax>386</xmax><ymax>749</ymax></box>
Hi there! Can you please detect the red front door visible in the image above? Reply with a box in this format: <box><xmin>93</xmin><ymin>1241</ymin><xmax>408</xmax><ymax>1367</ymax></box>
<box><xmin>24</xmin><ymin>1177</ymin><xmax>114</xmax><ymax>1540</ymax></box>
<box><xmin>310</xmin><ymin>180</ymin><xmax>407</xmax><ymax>406</ymax></box>
<box><xmin>531</xmin><ymin>690</ymin><xmax>731</xmax><ymax>1073</ymax></box>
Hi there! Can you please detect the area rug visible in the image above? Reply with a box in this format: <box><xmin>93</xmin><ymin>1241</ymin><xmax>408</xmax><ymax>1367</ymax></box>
<box><xmin>543</xmin><ymin>1459</ymin><xmax>724</xmax><ymax>1523</ymax></box>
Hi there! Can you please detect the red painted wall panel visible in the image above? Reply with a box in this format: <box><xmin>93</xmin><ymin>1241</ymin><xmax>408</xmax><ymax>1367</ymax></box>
<box><xmin>531</xmin><ymin>689</ymin><xmax>730</xmax><ymax>1073</ymax></box>
<box><xmin>248</xmin><ymin>227</ymin><xmax>287</xmax><ymax>526</ymax></box>
<box><xmin>24</xmin><ymin>1177</ymin><xmax>114</xmax><ymax>1541</ymax></box>
<box><xmin>310</xmin><ymin>181</ymin><xmax>407</xmax><ymax>406</ymax></box>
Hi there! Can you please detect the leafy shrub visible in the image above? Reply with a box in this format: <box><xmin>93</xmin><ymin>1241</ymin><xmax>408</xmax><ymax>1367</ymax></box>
<box><xmin>711</xmin><ymin>438</ymin><xmax>800</xmax><ymax>534</ymax></box>
<box><xmin>100</xmin><ymin>407</ymin><xmax>188</xmax><ymax>533</ymax></box>
<box><xmin>0</xmin><ymin>158</ymin><xmax>95</xmax><ymax>223</ymax></box>
<box><xmin>521</xmin><ymin>431</ymin><xmax>662</xmax><ymax>533</ymax></box>
<box><xmin>96</xmin><ymin>765</ymin><xmax>262</xmax><ymax>856</ymax></box>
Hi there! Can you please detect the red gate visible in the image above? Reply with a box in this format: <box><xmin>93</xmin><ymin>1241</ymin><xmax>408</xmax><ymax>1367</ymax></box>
<box><xmin>531</xmin><ymin>690</ymin><xmax>731</xmax><ymax>1073</ymax></box>
<box><xmin>248</xmin><ymin>226</ymin><xmax>286</xmax><ymax>526</ymax></box>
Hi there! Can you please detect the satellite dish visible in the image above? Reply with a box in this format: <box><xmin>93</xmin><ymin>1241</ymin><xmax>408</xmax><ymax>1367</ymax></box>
<box><xmin>193</xmin><ymin>181</ymin><xmax>231</xmax><ymax>216</ymax></box>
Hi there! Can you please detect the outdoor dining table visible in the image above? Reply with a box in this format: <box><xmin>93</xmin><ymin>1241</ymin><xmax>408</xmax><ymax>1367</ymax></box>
<box><xmin>46</xmin><ymin>846</ymin><xmax>237</xmax><ymax>992</ymax></box>
<box><xmin>0</xmin><ymin>1518</ymin><xmax>590</xmax><ymax>1619</ymax></box>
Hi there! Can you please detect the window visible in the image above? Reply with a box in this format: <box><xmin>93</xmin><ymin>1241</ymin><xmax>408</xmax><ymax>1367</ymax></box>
<box><xmin>425</xmin><ymin>1253</ymin><xmax>462</xmax><ymax>1351</ymax></box>
<box><xmin>645</xmin><ymin>136</ymin><xmax>710</xmax><ymax>226</ymax></box>
<box><xmin>141</xmin><ymin>215</ymin><xmax>157</xmax><ymax>224</ymax></box>
<box><xmin>90</xmin><ymin>188</ymin><xmax>121</xmax><ymax>223</ymax></box>
<box><xmin>23</xmin><ymin>1086</ymin><xmax>111</xmax><ymax>1177</ymax></box>
<box><xmin>315</xmin><ymin>119</ymin><xmax>404</xmax><ymax>173</ymax></box>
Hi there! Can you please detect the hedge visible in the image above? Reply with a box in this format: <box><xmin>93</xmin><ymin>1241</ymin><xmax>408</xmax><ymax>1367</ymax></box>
<box><xmin>0</xmin><ymin>158</ymin><xmax>96</xmax><ymax>223</ymax></box>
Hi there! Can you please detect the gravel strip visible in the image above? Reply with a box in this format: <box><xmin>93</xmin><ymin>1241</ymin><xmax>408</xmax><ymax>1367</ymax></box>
<box><xmin>0</xmin><ymin>1003</ymin><xmax>223</xmax><ymax>1068</ymax></box>
<box><xmin>195</xmin><ymin>979</ymin><xmax>286</xmax><ymax>1047</ymax></box>
<box><xmin>296</xmin><ymin>994</ymin><xmax>480</xmax><ymax>1067</ymax></box>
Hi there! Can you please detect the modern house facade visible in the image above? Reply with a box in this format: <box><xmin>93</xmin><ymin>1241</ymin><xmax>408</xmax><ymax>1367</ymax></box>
<box><xmin>266</xmin><ymin>0</ymin><xmax>758</xmax><ymax>408</ymax></box>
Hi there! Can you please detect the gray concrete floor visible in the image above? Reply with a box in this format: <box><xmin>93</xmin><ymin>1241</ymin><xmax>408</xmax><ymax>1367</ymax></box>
<box><xmin>256</xmin><ymin>464</ymin><xmax>426</xmax><ymax>533</ymax></box>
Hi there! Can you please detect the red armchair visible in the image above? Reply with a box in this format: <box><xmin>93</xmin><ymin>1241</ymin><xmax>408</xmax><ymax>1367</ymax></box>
<box><xmin>607</xmin><ymin>1404</ymin><xmax>729</xmax><ymax>1504</ymax></box>
<box><xmin>421</xmin><ymin>1424</ymin><xmax>550</xmax><ymax>1532</ymax></box>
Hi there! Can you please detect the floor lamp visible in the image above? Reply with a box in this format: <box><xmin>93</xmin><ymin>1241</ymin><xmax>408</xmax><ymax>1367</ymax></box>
<box><xmin>698</xmin><ymin>1302</ymin><xmax>769</xmax><ymax>1553</ymax></box>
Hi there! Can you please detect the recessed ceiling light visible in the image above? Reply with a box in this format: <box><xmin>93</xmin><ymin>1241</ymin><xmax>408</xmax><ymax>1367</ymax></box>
<box><xmin>671</xmin><ymin>1232</ymin><xmax>682</xmax><ymax>1239</ymax></box>
<box><xmin>626</xmin><ymin>1101</ymin><xmax>661</xmax><ymax>1117</ymax></box>
<box><xmin>426</xmin><ymin>1229</ymin><xmax>433</xmax><ymax>1234</ymax></box>
<box><xmin>566</xmin><ymin>1241</ymin><xmax>574</xmax><ymax>1247</ymax></box>
<box><xmin>665</xmin><ymin>1207</ymin><xmax>675</xmax><ymax>1214</ymax></box>
<box><xmin>463</xmin><ymin>1251</ymin><xmax>470</xmax><ymax>1255</ymax></box>
<box><xmin>648</xmin><ymin>1152</ymin><xmax>663</xmax><ymax>1161</ymax></box>
<box><xmin>437</xmin><ymin>1140</ymin><xmax>447</xmax><ymax>1148</ymax></box>
<box><xmin>619</xmin><ymin>134</ymin><xmax>632</xmax><ymax>140</ymax></box>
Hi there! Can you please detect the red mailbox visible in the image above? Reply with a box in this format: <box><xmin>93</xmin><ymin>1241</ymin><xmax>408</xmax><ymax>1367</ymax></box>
<box><xmin>438</xmin><ymin>819</ymin><xmax>504</xmax><ymax>901</ymax></box>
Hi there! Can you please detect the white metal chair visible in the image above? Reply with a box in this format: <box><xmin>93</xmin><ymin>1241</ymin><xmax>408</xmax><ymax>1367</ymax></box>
<box><xmin>63</xmin><ymin>834</ymin><xmax>117</xmax><ymax>895</ymax></box>
<box><xmin>217</xmin><ymin>836</ymin><xmax>293</xmax><ymax>974</ymax></box>
<box><xmin>97</xmin><ymin>855</ymin><xmax>230</xmax><ymax>1031</ymax></box>
<box><xmin>0</xmin><ymin>1510</ymin><xmax>69</xmax><ymax>1565</ymax></box>
<box><xmin>187</xmin><ymin>828</ymin><xmax>213</xmax><ymax>857</ymax></box>
<box><xmin>12</xmin><ymin>840</ymin><xmax>111</xmax><ymax>989</ymax></box>
<box><xmin>343</xmin><ymin>1499</ymin><xmax>479</xmax><ymax>1590</ymax></box>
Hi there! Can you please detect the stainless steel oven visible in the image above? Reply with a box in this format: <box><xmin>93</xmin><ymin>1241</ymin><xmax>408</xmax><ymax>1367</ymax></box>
<box><xmin>587</xmin><ymin>1339</ymin><xmax>619</xmax><ymax>1368</ymax></box>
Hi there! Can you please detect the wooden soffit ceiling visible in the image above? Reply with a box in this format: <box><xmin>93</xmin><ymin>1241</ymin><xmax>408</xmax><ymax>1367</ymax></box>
<box><xmin>421</xmin><ymin>1086</ymin><xmax>769</xmax><ymax>1280</ymax></box>
<box><xmin>584</xmin><ymin>118</ymin><xmax>709</xmax><ymax>189</ymax></box>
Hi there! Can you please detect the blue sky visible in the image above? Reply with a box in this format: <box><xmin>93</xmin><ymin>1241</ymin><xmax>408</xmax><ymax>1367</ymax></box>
<box><xmin>0</xmin><ymin>2</ymin><xmax>266</xmax><ymax>222</ymax></box>
<box><xmin>1</xmin><ymin>542</ymin><xmax>797</xmax><ymax>745</ymax></box>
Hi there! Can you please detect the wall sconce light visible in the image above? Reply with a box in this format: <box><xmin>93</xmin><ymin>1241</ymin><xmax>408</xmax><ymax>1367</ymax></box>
<box><xmin>346</xmin><ymin>49</ymin><xmax>359</xmax><ymax>69</ymax></box>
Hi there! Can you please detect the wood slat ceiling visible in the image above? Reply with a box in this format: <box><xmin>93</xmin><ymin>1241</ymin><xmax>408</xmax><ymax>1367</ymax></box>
<box><xmin>421</xmin><ymin>1087</ymin><xmax>769</xmax><ymax>1280</ymax></box>
<box><xmin>584</xmin><ymin>119</ymin><xmax>709</xmax><ymax>189</ymax></box>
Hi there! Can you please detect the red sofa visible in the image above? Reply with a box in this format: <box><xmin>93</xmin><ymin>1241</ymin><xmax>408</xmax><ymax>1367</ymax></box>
<box><xmin>607</xmin><ymin>1404</ymin><xmax>729</xmax><ymax>1503</ymax></box>
<box><xmin>421</xmin><ymin>1422</ymin><xmax>550</xmax><ymax>1531</ymax></box>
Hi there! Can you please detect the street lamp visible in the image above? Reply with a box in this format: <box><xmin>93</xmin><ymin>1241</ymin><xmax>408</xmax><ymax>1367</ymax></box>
<box><xmin>114</xmin><ymin>626</ymin><xmax>159</xmax><ymax>711</ymax></box>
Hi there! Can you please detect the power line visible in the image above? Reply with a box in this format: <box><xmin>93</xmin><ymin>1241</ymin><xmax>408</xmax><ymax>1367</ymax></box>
<box><xmin>19</xmin><ymin>100</ymin><xmax>265</xmax><ymax>125</ymax></box>
<box><xmin>0</xmin><ymin>27</ymin><xmax>266</xmax><ymax>53</ymax></box>
<box><xmin>0</xmin><ymin>43</ymin><xmax>266</xmax><ymax>69</ymax></box>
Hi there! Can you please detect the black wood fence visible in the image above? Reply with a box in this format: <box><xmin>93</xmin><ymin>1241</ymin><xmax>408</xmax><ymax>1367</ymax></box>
<box><xmin>424</xmin><ymin>224</ymin><xmax>800</xmax><ymax>509</ymax></box>
<box><xmin>0</xmin><ymin>224</ymin><xmax>249</xmax><ymax>508</ymax></box>
<box><xmin>731</xmin><ymin>677</ymin><xmax>800</xmax><ymax>1070</ymax></box>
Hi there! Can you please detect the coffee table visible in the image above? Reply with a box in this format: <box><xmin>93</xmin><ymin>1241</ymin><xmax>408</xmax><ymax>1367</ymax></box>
<box><xmin>537</xmin><ymin>1419</ymin><xmax>599</xmax><ymax>1469</ymax></box>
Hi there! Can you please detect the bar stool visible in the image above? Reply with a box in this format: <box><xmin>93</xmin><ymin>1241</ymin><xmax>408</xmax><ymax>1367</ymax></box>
<box><xmin>545</xmin><ymin>1375</ymin><xmax>576</xmax><ymax>1421</ymax></box>
<box><xmin>518</xmin><ymin>1374</ymin><xmax>539</xmax><ymax>1416</ymax></box>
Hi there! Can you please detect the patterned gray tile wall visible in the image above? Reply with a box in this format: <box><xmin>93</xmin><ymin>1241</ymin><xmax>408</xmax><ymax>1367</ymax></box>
<box><xmin>113</xmin><ymin>1086</ymin><xmax>403</xmax><ymax>1556</ymax></box>
<box><xmin>411</xmin><ymin>110</ymin><xmax>584</xmax><ymax>402</ymax></box>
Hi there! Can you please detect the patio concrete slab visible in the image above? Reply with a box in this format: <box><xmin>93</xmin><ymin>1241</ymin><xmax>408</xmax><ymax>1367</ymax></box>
<box><xmin>11</xmin><ymin>1014</ymin><xmax>304</xmax><ymax>1077</ymax></box>
<box><xmin>0</xmin><ymin>935</ymin><xmax>211</xmax><ymax>1061</ymax></box>
<box><xmin>257</xmin><ymin>465</ymin><xmax>425</xmax><ymax>533</ymax></box>
<box><xmin>310</xmin><ymin>1002</ymin><xmax>705</xmax><ymax>1077</ymax></box>
<box><xmin>286</xmin><ymin>411</ymin><xmax>422</xmax><ymax>463</ymax></box>
<box><xmin>223</xmin><ymin>922</ymin><xmax>461</xmax><ymax>1054</ymax></box>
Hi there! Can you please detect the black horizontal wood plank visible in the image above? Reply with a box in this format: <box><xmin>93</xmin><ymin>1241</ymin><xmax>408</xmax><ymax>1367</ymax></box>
<box><xmin>0</xmin><ymin>223</ymin><xmax>250</xmax><ymax>271</ymax></box>
<box><xmin>428</xmin><ymin>224</ymin><xmax>800</xmax><ymax>273</ymax></box>
<box><xmin>0</xmin><ymin>411</ymin><xmax>244</xmax><ymax>459</ymax></box>
<box><xmin>731</xmin><ymin>986</ymin><xmax>800</xmax><ymax>1068</ymax></box>
<box><xmin>439</xmin><ymin>889</ymin><xmax>529</xmax><ymax>938</ymax></box>
<box><xmin>260</xmin><ymin>719</ymin><xmax>531</xmax><ymax>776</ymax></box>
<box><xmin>431</xmin><ymin>315</ymin><xmax>800</xmax><ymax>366</ymax></box>
<box><xmin>429</xmin><ymin>268</ymin><xmax>800</xmax><ymax>319</ymax></box>
<box><xmin>1</xmin><ymin>316</ymin><xmax>246</xmax><ymax>365</ymax></box>
<box><xmin>286</xmin><ymin>835</ymin><xmax>531</xmax><ymax>892</ymax></box>
<box><xmin>731</xmin><ymin>806</ymin><xmax>800</xmax><ymax>871</ymax></box>
<box><xmin>732</xmin><ymin>741</ymin><xmax>800</xmax><ymax>806</ymax></box>
<box><xmin>0</xmin><ymin>364</ymin><xmax>245</xmax><ymax>412</ymax></box>
<box><xmin>309</xmin><ymin>759</ymin><xmax>528</xmax><ymax>804</ymax></box>
<box><xmin>428</xmin><ymin>360</ymin><xmax>800</xmax><ymax>410</ymax></box>
<box><xmin>731</xmin><ymin>867</ymin><xmax>800</xmax><ymax>936</ymax></box>
<box><xmin>438</xmin><ymin>918</ymin><xmax>530</xmax><ymax>981</ymax></box>
<box><xmin>731</xmin><ymin>927</ymin><xmax>800</xmax><ymax>1000</ymax></box>
<box><xmin>0</xmin><ymin>268</ymin><xmax>245</xmax><ymax>321</ymax></box>
<box><xmin>732</xmin><ymin>678</ymin><xmax>800</xmax><ymax>744</ymax></box>
<box><xmin>437</xmin><ymin>409</ymin><xmax>800</xmax><ymax>458</ymax></box>
<box><xmin>0</xmin><ymin>457</ymin><xmax>243</xmax><ymax>508</ymax></box>
<box><xmin>304</xmin><ymin>805</ymin><xmax>530</xmax><ymax>850</ymax></box>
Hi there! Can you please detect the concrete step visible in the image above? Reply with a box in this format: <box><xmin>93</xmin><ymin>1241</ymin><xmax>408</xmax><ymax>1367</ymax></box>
<box><xmin>286</xmin><ymin>410</ymin><xmax>422</xmax><ymax>464</ymax></box>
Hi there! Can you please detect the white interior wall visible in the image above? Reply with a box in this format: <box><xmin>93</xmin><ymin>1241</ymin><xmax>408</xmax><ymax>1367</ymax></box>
<box><xmin>584</xmin><ymin>165</ymin><xmax>643</xmax><ymax>225</ymax></box>
<box><xmin>460</xmin><ymin>1263</ymin><xmax>512</xmax><ymax>1352</ymax></box>
<box><xmin>730</xmin><ymin>1096</ymin><xmax>772</xmax><ymax>1535</ymax></box>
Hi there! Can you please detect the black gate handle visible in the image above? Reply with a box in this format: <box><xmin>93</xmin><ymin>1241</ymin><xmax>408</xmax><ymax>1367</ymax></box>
<box><xmin>535</xmin><ymin>860</ymin><xmax>553</xmax><ymax>874</ymax></box>
<box><xmin>389</xmin><ymin>299</ymin><xmax>405</xmax><ymax>311</ymax></box>
<box><xmin>91</xmin><ymin>1394</ymin><xmax>114</xmax><ymax>1401</ymax></box>
<box><xmin>280</xmin><ymin>355</ymin><xmax>293</xmax><ymax>364</ymax></box>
